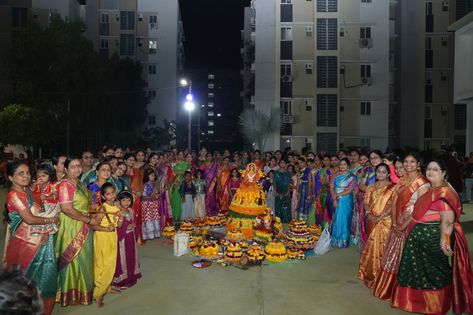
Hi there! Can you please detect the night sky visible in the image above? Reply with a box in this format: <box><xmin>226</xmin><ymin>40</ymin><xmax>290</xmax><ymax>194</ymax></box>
<box><xmin>179</xmin><ymin>0</ymin><xmax>251</xmax><ymax>70</ymax></box>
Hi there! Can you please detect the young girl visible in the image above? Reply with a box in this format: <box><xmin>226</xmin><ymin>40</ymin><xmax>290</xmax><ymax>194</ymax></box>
<box><xmin>229</xmin><ymin>168</ymin><xmax>241</xmax><ymax>200</ymax></box>
<box><xmin>113</xmin><ymin>191</ymin><xmax>142</xmax><ymax>290</ymax></box>
<box><xmin>141</xmin><ymin>169</ymin><xmax>160</xmax><ymax>240</ymax></box>
<box><xmin>180</xmin><ymin>171</ymin><xmax>196</xmax><ymax>220</ymax></box>
<box><xmin>93</xmin><ymin>183</ymin><xmax>122</xmax><ymax>307</ymax></box>
<box><xmin>193</xmin><ymin>170</ymin><xmax>206</xmax><ymax>218</ymax></box>
<box><xmin>31</xmin><ymin>163</ymin><xmax>60</xmax><ymax>235</ymax></box>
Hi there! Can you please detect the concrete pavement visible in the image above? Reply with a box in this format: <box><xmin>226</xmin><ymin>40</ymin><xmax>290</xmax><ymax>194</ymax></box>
<box><xmin>1</xmin><ymin>188</ymin><xmax>472</xmax><ymax>315</ymax></box>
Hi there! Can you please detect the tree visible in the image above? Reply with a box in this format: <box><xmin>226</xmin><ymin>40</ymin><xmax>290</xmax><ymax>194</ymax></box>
<box><xmin>238</xmin><ymin>107</ymin><xmax>280</xmax><ymax>151</ymax></box>
<box><xmin>139</xmin><ymin>119</ymin><xmax>175</xmax><ymax>150</ymax></box>
<box><xmin>4</xmin><ymin>18</ymin><xmax>148</xmax><ymax>155</ymax></box>
<box><xmin>0</xmin><ymin>104</ymin><xmax>42</xmax><ymax>146</ymax></box>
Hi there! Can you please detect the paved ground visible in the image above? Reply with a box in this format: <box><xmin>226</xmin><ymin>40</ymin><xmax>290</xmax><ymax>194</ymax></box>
<box><xmin>1</xmin><ymin>188</ymin><xmax>472</xmax><ymax>315</ymax></box>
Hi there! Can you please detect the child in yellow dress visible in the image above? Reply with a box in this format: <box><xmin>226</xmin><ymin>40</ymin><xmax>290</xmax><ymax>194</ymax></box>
<box><xmin>93</xmin><ymin>182</ymin><xmax>123</xmax><ymax>307</ymax></box>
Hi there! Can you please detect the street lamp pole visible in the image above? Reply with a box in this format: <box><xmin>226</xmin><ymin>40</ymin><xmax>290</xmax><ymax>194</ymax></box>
<box><xmin>183</xmin><ymin>80</ymin><xmax>194</xmax><ymax>151</ymax></box>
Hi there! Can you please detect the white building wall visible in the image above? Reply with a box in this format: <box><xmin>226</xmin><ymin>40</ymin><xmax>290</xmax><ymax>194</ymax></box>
<box><xmin>138</xmin><ymin>0</ymin><xmax>180</xmax><ymax>125</ymax></box>
<box><xmin>359</xmin><ymin>0</ymin><xmax>390</xmax><ymax>151</ymax></box>
<box><xmin>254</xmin><ymin>0</ymin><xmax>279</xmax><ymax>150</ymax></box>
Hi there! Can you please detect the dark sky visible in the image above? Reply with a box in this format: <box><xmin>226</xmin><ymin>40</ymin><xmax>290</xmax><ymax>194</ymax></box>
<box><xmin>179</xmin><ymin>0</ymin><xmax>251</xmax><ymax>70</ymax></box>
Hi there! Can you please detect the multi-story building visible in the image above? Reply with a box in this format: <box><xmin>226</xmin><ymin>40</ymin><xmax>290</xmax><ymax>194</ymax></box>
<box><xmin>184</xmin><ymin>69</ymin><xmax>242</xmax><ymax>151</ymax></box>
<box><xmin>450</xmin><ymin>11</ymin><xmax>473</xmax><ymax>155</ymax></box>
<box><xmin>84</xmin><ymin>0</ymin><xmax>184</xmax><ymax>131</ymax></box>
<box><xmin>244</xmin><ymin>0</ymin><xmax>392</xmax><ymax>153</ymax></box>
<box><xmin>0</xmin><ymin>0</ymin><xmax>85</xmax><ymax>105</ymax></box>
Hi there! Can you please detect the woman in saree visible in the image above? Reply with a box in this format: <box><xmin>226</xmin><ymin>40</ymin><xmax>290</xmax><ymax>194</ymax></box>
<box><xmin>274</xmin><ymin>159</ymin><xmax>292</xmax><ymax>223</ymax></box>
<box><xmin>349</xmin><ymin>149</ymin><xmax>365</xmax><ymax>246</ymax></box>
<box><xmin>124</xmin><ymin>153</ymin><xmax>144</xmax><ymax>244</ymax></box>
<box><xmin>356</xmin><ymin>150</ymin><xmax>383</xmax><ymax>251</ymax></box>
<box><xmin>288</xmin><ymin>164</ymin><xmax>299</xmax><ymax>220</ymax></box>
<box><xmin>296</xmin><ymin>157</ymin><xmax>312</xmax><ymax>221</ymax></box>
<box><xmin>56</xmin><ymin>157</ymin><xmax>98</xmax><ymax>306</ymax></box>
<box><xmin>324</xmin><ymin>155</ymin><xmax>340</xmax><ymax>228</ymax></box>
<box><xmin>156</xmin><ymin>154</ymin><xmax>174</xmax><ymax>228</ymax></box>
<box><xmin>391</xmin><ymin>159</ymin><xmax>473</xmax><ymax>314</ymax></box>
<box><xmin>217</xmin><ymin>157</ymin><xmax>232</xmax><ymax>214</ymax></box>
<box><xmin>330</xmin><ymin>158</ymin><xmax>357</xmax><ymax>248</ymax></box>
<box><xmin>318</xmin><ymin>155</ymin><xmax>332</xmax><ymax>229</ymax></box>
<box><xmin>373</xmin><ymin>152</ymin><xmax>429</xmax><ymax>300</ymax></box>
<box><xmin>201</xmin><ymin>152</ymin><xmax>219</xmax><ymax>215</ymax></box>
<box><xmin>3</xmin><ymin>162</ymin><xmax>59</xmax><ymax>315</ymax></box>
<box><xmin>171</xmin><ymin>151</ymin><xmax>191</xmax><ymax>221</ymax></box>
<box><xmin>357</xmin><ymin>163</ymin><xmax>397</xmax><ymax>288</ymax></box>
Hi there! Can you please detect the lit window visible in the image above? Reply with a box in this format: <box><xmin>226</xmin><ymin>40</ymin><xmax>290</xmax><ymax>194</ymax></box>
<box><xmin>208</xmin><ymin>74</ymin><xmax>215</xmax><ymax>79</ymax></box>
<box><xmin>217</xmin><ymin>113</ymin><xmax>221</xmax><ymax>117</ymax></box>
<box><xmin>208</xmin><ymin>121</ymin><xmax>214</xmax><ymax>126</ymax></box>
<box><xmin>281</xmin><ymin>26</ymin><xmax>293</xmax><ymax>41</ymax></box>
<box><xmin>208</xmin><ymin>102</ymin><xmax>214</xmax><ymax>107</ymax></box>
<box><xmin>208</xmin><ymin>111</ymin><xmax>214</xmax><ymax>116</ymax></box>
<box><xmin>208</xmin><ymin>93</ymin><xmax>214</xmax><ymax>98</ymax></box>
<box><xmin>208</xmin><ymin>130</ymin><xmax>214</xmax><ymax>134</ymax></box>
<box><xmin>149</xmin><ymin>40</ymin><xmax>157</xmax><ymax>54</ymax></box>
<box><xmin>208</xmin><ymin>83</ymin><xmax>214</xmax><ymax>89</ymax></box>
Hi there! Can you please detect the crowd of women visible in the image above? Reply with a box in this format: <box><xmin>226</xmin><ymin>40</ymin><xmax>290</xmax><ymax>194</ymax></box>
<box><xmin>2</xmin><ymin>144</ymin><xmax>473</xmax><ymax>314</ymax></box>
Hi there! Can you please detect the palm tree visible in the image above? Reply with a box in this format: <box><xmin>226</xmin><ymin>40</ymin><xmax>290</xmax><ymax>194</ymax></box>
<box><xmin>238</xmin><ymin>107</ymin><xmax>280</xmax><ymax>151</ymax></box>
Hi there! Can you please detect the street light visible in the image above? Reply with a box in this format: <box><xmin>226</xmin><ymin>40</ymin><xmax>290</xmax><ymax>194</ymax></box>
<box><xmin>184</xmin><ymin>100</ymin><xmax>195</xmax><ymax>150</ymax></box>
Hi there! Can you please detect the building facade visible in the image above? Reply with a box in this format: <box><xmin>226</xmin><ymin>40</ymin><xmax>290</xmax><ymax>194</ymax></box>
<box><xmin>84</xmin><ymin>0</ymin><xmax>184</xmax><ymax>130</ymax></box>
<box><xmin>244</xmin><ymin>0</ymin><xmax>391</xmax><ymax>153</ymax></box>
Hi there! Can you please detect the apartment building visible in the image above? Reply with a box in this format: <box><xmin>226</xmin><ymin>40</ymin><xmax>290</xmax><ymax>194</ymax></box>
<box><xmin>450</xmin><ymin>11</ymin><xmax>473</xmax><ymax>155</ymax></box>
<box><xmin>0</xmin><ymin>0</ymin><xmax>84</xmax><ymax>105</ymax></box>
<box><xmin>245</xmin><ymin>0</ymin><xmax>391</xmax><ymax>153</ymax></box>
<box><xmin>84</xmin><ymin>0</ymin><xmax>184</xmax><ymax>129</ymax></box>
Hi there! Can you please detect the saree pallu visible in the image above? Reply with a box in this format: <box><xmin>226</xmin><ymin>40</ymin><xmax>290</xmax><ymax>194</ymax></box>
<box><xmin>357</xmin><ymin>183</ymin><xmax>396</xmax><ymax>288</ymax></box>
<box><xmin>217</xmin><ymin>168</ymin><xmax>232</xmax><ymax>213</ymax></box>
<box><xmin>358</xmin><ymin>169</ymin><xmax>376</xmax><ymax>251</ymax></box>
<box><xmin>373</xmin><ymin>175</ymin><xmax>429</xmax><ymax>300</ymax></box>
<box><xmin>4</xmin><ymin>191</ymin><xmax>57</xmax><ymax>299</ymax></box>
<box><xmin>330</xmin><ymin>173</ymin><xmax>356</xmax><ymax>248</ymax></box>
<box><xmin>171</xmin><ymin>161</ymin><xmax>191</xmax><ymax>221</ymax></box>
<box><xmin>274</xmin><ymin>170</ymin><xmax>292</xmax><ymax>223</ymax></box>
<box><xmin>392</xmin><ymin>186</ymin><xmax>473</xmax><ymax>314</ymax></box>
<box><xmin>55</xmin><ymin>181</ymin><xmax>93</xmax><ymax>306</ymax></box>
<box><xmin>203</xmin><ymin>163</ymin><xmax>219</xmax><ymax>215</ymax></box>
<box><xmin>113</xmin><ymin>213</ymin><xmax>141</xmax><ymax>288</ymax></box>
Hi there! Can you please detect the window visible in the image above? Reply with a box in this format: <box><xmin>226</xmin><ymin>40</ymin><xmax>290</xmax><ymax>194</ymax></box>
<box><xmin>208</xmin><ymin>83</ymin><xmax>214</xmax><ymax>89</ymax></box>
<box><xmin>120</xmin><ymin>11</ymin><xmax>135</xmax><ymax>30</ymax></box>
<box><xmin>317</xmin><ymin>19</ymin><xmax>338</xmax><ymax>50</ymax></box>
<box><xmin>361</xmin><ymin>0</ymin><xmax>372</xmax><ymax>3</ymax></box>
<box><xmin>360</xmin><ymin>102</ymin><xmax>371</xmax><ymax>116</ymax></box>
<box><xmin>281</xmin><ymin>0</ymin><xmax>292</xmax><ymax>3</ymax></box>
<box><xmin>12</xmin><ymin>7</ymin><xmax>27</xmax><ymax>27</ymax></box>
<box><xmin>305</xmin><ymin>25</ymin><xmax>313</xmax><ymax>37</ymax></box>
<box><xmin>208</xmin><ymin>74</ymin><xmax>215</xmax><ymax>80</ymax></box>
<box><xmin>208</xmin><ymin>111</ymin><xmax>214</xmax><ymax>116</ymax></box>
<box><xmin>305</xmin><ymin>63</ymin><xmax>313</xmax><ymax>74</ymax></box>
<box><xmin>120</xmin><ymin>34</ymin><xmax>135</xmax><ymax>56</ymax></box>
<box><xmin>425</xmin><ymin>71</ymin><xmax>432</xmax><ymax>85</ymax></box>
<box><xmin>317</xmin><ymin>0</ymin><xmax>337</xmax><ymax>12</ymax></box>
<box><xmin>317</xmin><ymin>132</ymin><xmax>337</xmax><ymax>154</ymax></box>
<box><xmin>426</xmin><ymin>37</ymin><xmax>432</xmax><ymax>50</ymax></box>
<box><xmin>149</xmin><ymin>90</ymin><xmax>156</xmax><ymax>98</ymax></box>
<box><xmin>281</xmin><ymin>100</ymin><xmax>292</xmax><ymax>115</ymax></box>
<box><xmin>317</xmin><ymin>94</ymin><xmax>337</xmax><ymax>126</ymax></box>
<box><xmin>208</xmin><ymin>121</ymin><xmax>214</xmax><ymax>127</ymax></box>
<box><xmin>149</xmin><ymin>15</ymin><xmax>157</xmax><ymax>24</ymax></box>
<box><xmin>426</xmin><ymin>2</ymin><xmax>433</xmax><ymax>32</ymax></box>
<box><xmin>360</xmin><ymin>64</ymin><xmax>371</xmax><ymax>78</ymax></box>
<box><xmin>455</xmin><ymin>104</ymin><xmax>466</xmax><ymax>130</ymax></box>
<box><xmin>281</xmin><ymin>27</ymin><xmax>293</xmax><ymax>41</ymax></box>
<box><xmin>281</xmin><ymin>63</ymin><xmax>292</xmax><ymax>76</ymax></box>
<box><xmin>360</xmin><ymin>27</ymin><xmax>371</xmax><ymax>39</ymax></box>
<box><xmin>425</xmin><ymin>105</ymin><xmax>432</xmax><ymax>119</ymax></box>
<box><xmin>426</xmin><ymin>2</ymin><xmax>433</xmax><ymax>15</ymax></box>
<box><xmin>441</xmin><ymin>105</ymin><xmax>448</xmax><ymax>116</ymax></box>
<box><xmin>442</xmin><ymin>1</ymin><xmax>448</xmax><ymax>11</ymax></box>
<box><xmin>100</xmin><ymin>39</ymin><xmax>108</xmax><ymax>49</ymax></box>
<box><xmin>208</xmin><ymin>93</ymin><xmax>214</xmax><ymax>98</ymax></box>
<box><xmin>281</xmin><ymin>1</ymin><xmax>293</xmax><ymax>22</ymax></box>
<box><xmin>149</xmin><ymin>40</ymin><xmax>157</xmax><ymax>54</ymax></box>
<box><xmin>317</xmin><ymin>56</ymin><xmax>337</xmax><ymax>88</ymax></box>
<box><xmin>148</xmin><ymin>115</ymin><xmax>156</xmax><ymax>125</ymax></box>
<box><xmin>148</xmin><ymin>64</ymin><xmax>156</xmax><ymax>74</ymax></box>
<box><xmin>101</xmin><ymin>13</ymin><xmax>109</xmax><ymax>24</ymax></box>
<box><xmin>441</xmin><ymin>36</ymin><xmax>448</xmax><ymax>46</ymax></box>
<box><xmin>208</xmin><ymin>130</ymin><xmax>215</xmax><ymax>135</ymax></box>
<box><xmin>208</xmin><ymin>102</ymin><xmax>214</xmax><ymax>107</ymax></box>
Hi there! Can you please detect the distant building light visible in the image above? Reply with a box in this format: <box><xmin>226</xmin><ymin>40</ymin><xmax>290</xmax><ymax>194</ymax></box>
<box><xmin>217</xmin><ymin>113</ymin><xmax>221</xmax><ymax>117</ymax></box>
